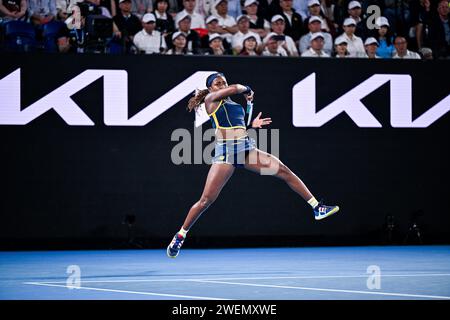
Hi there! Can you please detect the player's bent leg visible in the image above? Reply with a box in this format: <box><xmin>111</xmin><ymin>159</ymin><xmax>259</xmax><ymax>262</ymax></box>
<box><xmin>244</xmin><ymin>149</ymin><xmax>339</xmax><ymax>220</ymax></box>
<box><xmin>244</xmin><ymin>149</ymin><xmax>314</xmax><ymax>201</ymax></box>
<box><xmin>167</xmin><ymin>163</ymin><xmax>235</xmax><ymax>258</ymax></box>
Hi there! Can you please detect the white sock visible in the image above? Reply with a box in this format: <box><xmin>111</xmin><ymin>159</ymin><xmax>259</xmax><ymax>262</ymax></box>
<box><xmin>307</xmin><ymin>197</ymin><xmax>319</xmax><ymax>209</ymax></box>
<box><xmin>178</xmin><ymin>227</ymin><xmax>188</xmax><ymax>238</ymax></box>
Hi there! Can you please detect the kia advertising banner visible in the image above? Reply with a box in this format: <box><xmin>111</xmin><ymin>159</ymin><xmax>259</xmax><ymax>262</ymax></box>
<box><xmin>0</xmin><ymin>53</ymin><xmax>449</xmax><ymax>248</ymax></box>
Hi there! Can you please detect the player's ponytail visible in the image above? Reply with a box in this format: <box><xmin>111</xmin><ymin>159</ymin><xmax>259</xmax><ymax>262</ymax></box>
<box><xmin>187</xmin><ymin>89</ymin><xmax>209</xmax><ymax>112</ymax></box>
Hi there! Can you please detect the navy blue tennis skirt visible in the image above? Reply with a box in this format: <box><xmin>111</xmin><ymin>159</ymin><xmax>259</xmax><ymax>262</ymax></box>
<box><xmin>212</xmin><ymin>136</ymin><xmax>257</xmax><ymax>168</ymax></box>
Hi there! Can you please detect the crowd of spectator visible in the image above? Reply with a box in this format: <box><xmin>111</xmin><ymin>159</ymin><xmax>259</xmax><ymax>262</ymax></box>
<box><xmin>0</xmin><ymin>0</ymin><xmax>448</xmax><ymax>58</ymax></box>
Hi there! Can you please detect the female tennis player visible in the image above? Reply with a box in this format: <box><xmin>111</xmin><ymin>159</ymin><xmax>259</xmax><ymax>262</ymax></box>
<box><xmin>167</xmin><ymin>72</ymin><xmax>339</xmax><ymax>258</ymax></box>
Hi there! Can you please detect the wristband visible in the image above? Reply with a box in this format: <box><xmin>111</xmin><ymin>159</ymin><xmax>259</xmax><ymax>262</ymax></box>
<box><xmin>243</xmin><ymin>85</ymin><xmax>252</xmax><ymax>94</ymax></box>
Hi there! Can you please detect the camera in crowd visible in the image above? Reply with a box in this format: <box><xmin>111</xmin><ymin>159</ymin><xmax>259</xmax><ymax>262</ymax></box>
<box><xmin>77</xmin><ymin>1</ymin><xmax>102</xmax><ymax>17</ymax></box>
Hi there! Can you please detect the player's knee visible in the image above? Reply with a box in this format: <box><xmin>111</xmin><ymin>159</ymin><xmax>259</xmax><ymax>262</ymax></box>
<box><xmin>276</xmin><ymin>163</ymin><xmax>291</xmax><ymax>180</ymax></box>
<box><xmin>199</xmin><ymin>195</ymin><xmax>215</xmax><ymax>209</ymax></box>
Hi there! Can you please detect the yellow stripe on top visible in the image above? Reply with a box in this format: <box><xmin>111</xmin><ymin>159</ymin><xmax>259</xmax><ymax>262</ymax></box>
<box><xmin>212</xmin><ymin>112</ymin><xmax>245</xmax><ymax>130</ymax></box>
<box><xmin>215</xmin><ymin>125</ymin><xmax>247</xmax><ymax>130</ymax></box>
<box><xmin>208</xmin><ymin>99</ymin><xmax>246</xmax><ymax>130</ymax></box>
<box><xmin>212</xmin><ymin>113</ymin><xmax>220</xmax><ymax>128</ymax></box>
<box><xmin>207</xmin><ymin>100</ymin><xmax>224</xmax><ymax>116</ymax></box>
<box><xmin>222</xmin><ymin>105</ymin><xmax>234</xmax><ymax>127</ymax></box>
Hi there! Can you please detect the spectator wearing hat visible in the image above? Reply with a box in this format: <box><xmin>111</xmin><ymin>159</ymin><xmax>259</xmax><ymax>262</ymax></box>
<box><xmin>131</xmin><ymin>0</ymin><xmax>153</xmax><ymax>19</ymax></box>
<box><xmin>364</xmin><ymin>37</ymin><xmax>382</xmax><ymax>58</ymax></box>
<box><xmin>231</xmin><ymin>14</ymin><xmax>262</xmax><ymax>53</ymax></box>
<box><xmin>169</xmin><ymin>11</ymin><xmax>201</xmax><ymax>53</ymax></box>
<box><xmin>201</xmin><ymin>15</ymin><xmax>234</xmax><ymax>49</ymax></box>
<box><xmin>262</xmin><ymin>32</ymin><xmax>289</xmax><ymax>55</ymax></box>
<box><xmin>113</xmin><ymin>0</ymin><xmax>142</xmax><ymax>51</ymax></box>
<box><xmin>166</xmin><ymin>30</ymin><xmax>191</xmax><ymax>53</ymax></box>
<box><xmin>265</xmin><ymin>14</ymin><xmax>299</xmax><ymax>55</ymax></box>
<box><xmin>299</xmin><ymin>15</ymin><xmax>332</xmax><ymax>54</ymax></box>
<box><xmin>244</xmin><ymin>0</ymin><xmax>271</xmax><ymax>38</ymax></box>
<box><xmin>274</xmin><ymin>0</ymin><xmax>305</xmax><ymax>42</ymax></box>
<box><xmin>393</xmin><ymin>36</ymin><xmax>421</xmax><ymax>58</ymax></box>
<box><xmin>372</xmin><ymin>16</ymin><xmax>395</xmax><ymax>58</ymax></box>
<box><xmin>347</xmin><ymin>1</ymin><xmax>368</xmax><ymax>39</ymax></box>
<box><xmin>424</xmin><ymin>0</ymin><xmax>450</xmax><ymax>59</ymax></box>
<box><xmin>176</xmin><ymin>0</ymin><xmax>206</xmax><ymax>29</ymax></box>
<box><xmin>203</xmin><ymin>15</ymin><xmax>228</xmax><ymax>39</ymax></box>
<box><xmin>153</xmin><ymin>0</ymin><xmax>175</xmax><ymax>36</ymax></box>
<box><xmin>0</xmin><ymin>0</ymin><xmax>27</xmax><ymax>22</ymax></box>
<box><xmin>305</xmin><ymin>0</ymin><xmax>335</xmax><ymax>36</ymax></box>
<box><xmin>214</xmin><ymin>0</ymin><xmax>238</xmax><ymax>43</ymax></box>
<box><xmin>339</xmin><ymin>17</ymin><xmax>365</xmax><ymax>56</ymax></box>
<box><xmin>206</xmin><ymin>0</ymin><xmax>239</xmax><ymax>18</ymax></box>
<box><xmin>333</xmin><ymin>35</ymin><xmax>350</xmax><ymax>57</ymax></box>
<box><xmin>133</xmin><ymin>12</ymin><xmax>167</xmax><ymax>53</ymax></box>
<box><xmin>204</xmin><ymin>32</ymin><xmax>232</xmax><ymax>54</ymax></box>
<box><xmin>301</xmin><ymin>31</ymin><xmax>329</xmax><ymax>56</ymax></box>
<box><xmin>239</xmin><ymin>32</ymin><xmax>260</xmax><ymax>54</ymax></box>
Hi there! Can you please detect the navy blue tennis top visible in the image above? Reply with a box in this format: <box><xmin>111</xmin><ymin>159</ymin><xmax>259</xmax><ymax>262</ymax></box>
<box><xmin>207</xmin><ymin>98</ymin><xmax>246</xmax><ymax>130</ymax></box>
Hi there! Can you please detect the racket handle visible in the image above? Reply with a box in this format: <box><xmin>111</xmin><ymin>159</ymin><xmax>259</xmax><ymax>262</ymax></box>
<box><xmin>246</xmin><ymin>101</ymin><xmax>253</xmax><ymax>127</ymax></box>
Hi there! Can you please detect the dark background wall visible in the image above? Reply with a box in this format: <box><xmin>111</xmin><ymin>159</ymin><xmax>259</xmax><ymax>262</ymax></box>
<box><xmin>0</xmin><ymin>53</ymin><xmax>449</xmax><ymax>249</ymax></box>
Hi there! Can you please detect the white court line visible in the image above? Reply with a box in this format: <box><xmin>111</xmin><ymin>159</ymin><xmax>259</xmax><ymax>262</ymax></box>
<box><xmin>23</xmin><ymin>282</ymin><xmax>230</xmax><ymax>300</ymax></box>
<box><xmin>191</xmin><ymin>279</ymin><xmax>450</xmax><ymax>300</ymax></box>
<box><xmin>31</xmin><ymin>273</ymin><xmax>450</xmax><ymax>284</ymax></box>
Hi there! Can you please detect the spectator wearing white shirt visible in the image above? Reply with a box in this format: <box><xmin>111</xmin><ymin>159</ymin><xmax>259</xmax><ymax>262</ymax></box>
<box><xmin>262</xmin><ymin>32</ymin><xmax>289</xmax><ymax>56</ymax></box>
<box><xmin>364</xmin><ymin>37</ymin><xmax>381</xmax><ymax>59</ymax></box>
<box><xmin>265</xmin><ymin>14</ymin><xmax>299</xmax><ymax>56</ymax></box>
<box><xmin>277</xmin><ymin>0</ymin><xmax>305</xmax><ymax>42</ymax></box>
<box><xmin>347</xmin><ymin>1</ymin><xmax>367</xmax><ymax>39</ymax></box>
<box><xmin>176</xmin><ymin>0</ymin><xmax>206</xmax><ymax>29</ymax></box>
<box><xmin>301</xmin><ymin>32</ymin><xmax>329</xmax><ymax>56</ymax></box>
<box><xmin>133</xmin><ymin>12</ymin><xmax>167</xmax><ymax>53</ymax></box>
<box><xmin>202</xmin><ymin>15</ymin><xmax>234</xmax><ymax>50</ymax></box>
<box><xmin>244</xmin><ymin>0</ymin><xmax>271</xmax><ymax>38</ymax></box>
<box><xmin>204</xmin><ymin>14</ymin><xmax>226</xmax><ymax>39</ymax></box>
<box><xmin>339</xmin><ymin>17</ymin><xmax>365</xmax><ymax>57</ymax></box>
<box><xmin>299</xmin><ymin>15</ymin><xmax>332</xmax><ymax>54</ymax></box>
<box><xmin>239</xmin><ymin>33</ymin><xmax>260</xmax><ymax>55</ymax></box>
<box><xmin>306</xmin><ymin>0</ymin><xmax>332</xmax><ymax>34</ymax></box>
<box><xmin>204</xmin><ymin>32</ymin><xmax>232</xmax><ymax>54</ymax></box>
<box><xmin>333</xmin><ymin>36</ymin><xmax>350</xmax><ymax>58</ymax></box>
<box><xmin>214</xmin><ymin>0</ymin><xmax>238</xmax><ymax>43</ymax></box>
<box><xmin>166</xmin><ymin>31</ymin><xmax>190</xmax><ymax>54</ymax></box>
<box><xmin>392</xmin><ymin>36</ymin><xmax>421</xmax><ymax>59</ymax></box>
<box><xmin>231</xmin><ymin>14</ymin><xmax>262</xmax><ymax>54</ymax></box>
<box><xmin>173</xmin><ymin>11</ymin><xmax>202</xmax><ymax>53</ymax></box>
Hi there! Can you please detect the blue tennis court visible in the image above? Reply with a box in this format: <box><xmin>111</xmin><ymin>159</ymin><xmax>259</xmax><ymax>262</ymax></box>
<box><xmin>1</xmin><ymin>245</ymin><xmax>449</xmax><ymax>300</ymax></box>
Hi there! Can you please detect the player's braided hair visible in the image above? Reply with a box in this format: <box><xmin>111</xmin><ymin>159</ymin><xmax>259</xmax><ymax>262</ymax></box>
<box><xmin>187</xmin><ymin>89</ymin><xmax>209</xmax><ymax>112</ymax></box>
